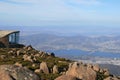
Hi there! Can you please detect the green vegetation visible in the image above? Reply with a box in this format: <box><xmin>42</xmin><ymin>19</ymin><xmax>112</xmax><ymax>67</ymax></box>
<box><xmin>96</xmin><ymin>71</ymin><xmax>110</xmax><ymax>80</ymax></box>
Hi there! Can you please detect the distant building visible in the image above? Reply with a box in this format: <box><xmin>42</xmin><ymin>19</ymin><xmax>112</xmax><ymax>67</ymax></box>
<box><xmin>0</xmin><ymin>30</ymin><xmax>22</xmax><ymax>48</ymax></box>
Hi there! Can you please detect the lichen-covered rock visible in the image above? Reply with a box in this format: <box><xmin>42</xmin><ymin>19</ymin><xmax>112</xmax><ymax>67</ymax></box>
<box><xmin>0</xmin><ymin>65</ymin><xmax>40</xmax><ymax>80</ymax></box>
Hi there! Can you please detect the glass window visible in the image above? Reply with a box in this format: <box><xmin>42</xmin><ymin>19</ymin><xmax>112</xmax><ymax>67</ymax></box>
<box><xmin>9</xmin><ymin>32</ymin><xmax>19</xmax><ymax>44</ymax></box>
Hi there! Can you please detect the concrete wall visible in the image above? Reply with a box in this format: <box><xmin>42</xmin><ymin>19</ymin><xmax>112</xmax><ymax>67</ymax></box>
<box><xmin>0</xmin><ymin>36</ymin><xmax>9</xmax><ymax>47</ymax></box>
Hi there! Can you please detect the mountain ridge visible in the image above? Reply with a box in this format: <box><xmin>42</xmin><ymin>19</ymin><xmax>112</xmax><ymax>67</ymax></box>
<box><xmin>20</xmin><ymin>33</ymin><xmax>120</xmax><ymax>54</ymax></box>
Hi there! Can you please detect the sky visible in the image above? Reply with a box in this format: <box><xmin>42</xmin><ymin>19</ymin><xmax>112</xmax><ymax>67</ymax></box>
<box><xmin>0</xmin><ymin>0</ymin><xmax>120</xmax><ymax>26</ymax></box>
<box><xmin>0</xmin><ymin>0</ymin><xmax>120</xmax><ymax>35</ymax></box>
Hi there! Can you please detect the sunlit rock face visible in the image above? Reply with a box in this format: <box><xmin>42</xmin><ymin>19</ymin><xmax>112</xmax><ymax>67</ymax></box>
<box><xmin>66</xmin><ymin>62</ymin><xmax>96</xmax><ymax>80</ymax></box>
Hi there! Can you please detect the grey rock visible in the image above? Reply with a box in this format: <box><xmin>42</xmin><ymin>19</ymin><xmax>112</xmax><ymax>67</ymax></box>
<box><xmin>0</xmin><ymin>65</ymin><xmax>40</xmax><ymax>80</ymax></box>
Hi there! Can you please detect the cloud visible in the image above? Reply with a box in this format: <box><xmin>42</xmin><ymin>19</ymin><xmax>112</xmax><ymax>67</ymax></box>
<box><xmin>0</xmin><ymin>0</ymin><xmax>37</xmax><ymax>4</ymax></box>
<box><xmin>0</xmin><ymin>0</ymin><xmax>119</xmax><ymax>26</ymax></box>
<box><xmin>63</xmin><ymin>0</ymin><xmax>101</xmax><ymax>7</ymax></box>
<box><xmin>0</xmin><ymin>0</ymin><xmax>73</xmax><ymax>21</ymax></box>
<box><xmin>0</xmin><ymin>0</ymin><xmax>101</xmax><ymax>5</ymax></box>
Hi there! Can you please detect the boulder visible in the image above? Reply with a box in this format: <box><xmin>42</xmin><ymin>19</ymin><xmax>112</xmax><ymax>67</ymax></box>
<box><xmin>0</xmin><ymin>71</ymin><xmax>13</xmax><ymax>80</ymax></box>
<box><xmin>0</xmin><ymin>65</ymin><xmax>40</xmax><ymax>80</ymax></box>
<box><xmin>100</xmin><ymin>68</ymin><xmax>104</xmax><ymax>73</ymax></box>
<box><xmin>8</xmin><ymin>50</ymin><xmax>14</xmax><ymax>54</ymax></box>
<box><xmin>104</xmin><ymin>77</ymin><xmax>119</xmax><ymax>80</ymax></box>
<box><xmin>34</xmin><ymin>69</ymin><xmax>41</xmax><ymax>73</ymax></box>
<box><xmin>16</xmin><ymin>50</ymin><xmax>23</xmax><ymax>56</ymax></box>
<box><xmin>8</xmin><ymin>50</ymin><xmax>15</xmax><ymax>56</ymax></box>
<box><xmin>55</xmin><ymin>75</ymin><xmax>79</xmax><ymax>80</ymax></box>
<box><xmin>14</xmin><ymin>62</ymin><xmax>22</xmax><ymax>67</ymax></box>
<box><xmin>27</xmin><ymin>45</ymin><xmax>33</xmax><ymax>51</ymax></box>
<box><xmin>103</xmin><ymin>69</ymin><xmax>110</xmax><ymax>76</ymax></box>
<box><xmin>66</xmin><ymin>62</ymin><xmax>96</xmax><ymax>80</ymax></box>
<box><xmin>53</xmin><ymin>65</ymin><xmax>59</xmax><ymax>74</ymax></box>
<box><xmin>23</xmin><ymin>45</ymin><xmax>33</xmax><ymax>51</ymax></box>
<box><xmin>87</xmin><ymin>64</ymin><xmax>93</xmax><ymax>68</ymax></box>
<box><xmin>40</xmin><ymin>62</ymin><xmax>49</xmax><ymax>74</ymax></box>
<box><xmin>93</xmin><ymin>64</ymin><xmax>100</xmax><ymax>72</ymax></box>
<box><xmin>32</xmin><ymin>64</ymin><xmax>36</xmax><ymax>67</ymax></box>
<box><xmin>34</xmin><ymin>53</ymin><xmax>40</xmax><ymax>57</ymax></box>
<box><xmin>0</xmin><ymin>55</ymin><xmax>6</xmax><ymax>59</ymax></box>
<box><xmin>23</xmin><ymin>55</ymin><xmax>33</xmax><ymax>62</ymax></box>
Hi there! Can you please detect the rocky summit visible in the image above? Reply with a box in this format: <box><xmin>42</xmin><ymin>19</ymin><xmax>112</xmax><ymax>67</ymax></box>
<box><xmin>0</xmin><ymin>45</ymin><xmax>120</xmax><ymax>80</ymax></box>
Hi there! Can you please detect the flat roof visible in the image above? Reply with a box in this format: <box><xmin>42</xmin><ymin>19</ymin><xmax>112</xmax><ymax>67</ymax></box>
<box><xmin>0</xmin><ymin>30</ymin><xmax>19</xmax><ymax>38</ymax></box>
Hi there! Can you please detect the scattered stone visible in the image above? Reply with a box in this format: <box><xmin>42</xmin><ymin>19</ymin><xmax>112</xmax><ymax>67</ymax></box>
<box><xmin>0</xmin><ymin>55</ymin><xmax>6</xmax><ymax>59</ymax></box>
<box><xmin>23</xmin><ymin>55</ymin><xmax>33</xmax><ymax>62</ymax></box>
<box><xmin>8</xmin><ymin>50</ymin><xmax>15</xmax><ymax>55</ymax></box>
<box><xmin>34</xmin><ymin>69</ymin><xmax>41</xmax><ymax>73</ymax></box>
<box><xmin>8</xmin><ymin>50</ymin><xmax>14</xmax><ymax>54</ymax></box>
<box><xmin>32</xmin><ymin>64</ymin><xmax>36</xmax><ymax>67</ymax></box>
<box><xmin>34</xmin><ymin>53</ymin><xmax>40</xmax><ymax>57</ymax></box>
<box><xmin>14</xmin><ymin>62</ymin><xmax>22</xmax><ymax>67</ymax></box>
<box><xmin>16</xmin><ymin>50</ymin><xmax>22</xmax><ymax>56</ymax></box>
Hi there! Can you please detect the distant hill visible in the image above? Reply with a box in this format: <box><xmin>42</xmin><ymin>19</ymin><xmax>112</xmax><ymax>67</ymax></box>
<box><xmin>20</xmin><ymin>33</ymin><xmax>120</xmax><ymax>53</ymax></box>
<box><xmin>100</xmin><ymin>64</ymin><xmax>120</xmax><ymax>76</ymax></box>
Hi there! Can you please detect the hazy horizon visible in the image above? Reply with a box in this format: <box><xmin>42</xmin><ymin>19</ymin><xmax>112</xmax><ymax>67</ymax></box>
<box><xmin>0</xmin><ymin>26</ymin><xmax>120</xmax><ymax>36</ymax></box>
